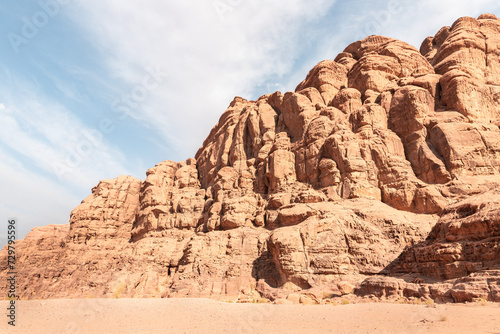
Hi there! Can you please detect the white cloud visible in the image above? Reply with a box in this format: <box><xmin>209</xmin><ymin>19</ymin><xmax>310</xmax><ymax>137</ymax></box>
<box><xmin>4</xmin><ymin>0</ymin><xmax>499</xmax><ymax>242</ymax></box>
<box><xmin>0</xmin><ymin>69</ymin><xmax>139</xmax><ymax>239</ymax></box>
<box><xmin>66</xmin><ymin>0</ymin><xmax>336</xmax><ymax>158</ymax></box>
<box><xmin>0</xmin><ymin>69</ymin><xmax>137</xmax><ymax>188</ymax></box>
<box><xmin>0</xmin><ymin>146</ymin><xmax>81</xmax><ymax>244</ymax></box>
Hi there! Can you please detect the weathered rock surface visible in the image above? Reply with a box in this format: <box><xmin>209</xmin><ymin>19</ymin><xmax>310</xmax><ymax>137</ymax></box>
<box><xmin>391</xmin><ymin>190</ymin><xmax>500</xmax><ymax>280</ymax></box>
<box><xmin>69</xmin><ymin>175</ymin><xmax>141</xmax><ymax>243</ymax></box>
<box><xmin>132</xmin><ymin>159</ymin><xmax>205</xmax><ymax>238</ymax></box>
<box><xmin>2</xmin><ymin>14</ymin><xmax>500</xmax><ymax>303</ymax></box>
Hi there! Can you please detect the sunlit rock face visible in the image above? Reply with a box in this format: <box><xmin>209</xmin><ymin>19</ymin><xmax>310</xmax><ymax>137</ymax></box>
<box><xmin>2</xmin><ymin>14</ymin><xmax>500</xmax><ymax>304</ymax></box>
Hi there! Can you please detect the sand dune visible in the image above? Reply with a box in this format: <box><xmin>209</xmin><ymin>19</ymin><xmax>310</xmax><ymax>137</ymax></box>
<box><xmin>1</xmin><ymin>299</ymin><xmax>499</xmax><ymax>334</ymax></box>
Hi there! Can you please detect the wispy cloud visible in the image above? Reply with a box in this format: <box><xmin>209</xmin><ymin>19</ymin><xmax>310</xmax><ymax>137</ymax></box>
<box><xmin>2</xmin><ymin>1</ymin><xmax>500</xmax><ymax>242</ymax></box>
<box><xmin>66</xmin><ymin>0</ymin><xmax>336</xmax><ymax>158</ymax></box>
<box><xmin>0</xmin><ymin>66</ymin><xmax>137</xmax><ymax>241</ymax></box>
<box><xmin>0</xmin><ymin>145</ymin><xmax>81</xmax><ymax>245</ymax></box>
<box><xmin>0</xmin><ymin>70</ymin><xmax>133</xmax><ymax>187</ymax></box>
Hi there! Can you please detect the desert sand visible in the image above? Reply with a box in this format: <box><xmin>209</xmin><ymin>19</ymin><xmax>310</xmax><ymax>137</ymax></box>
<box><xmin>1</xmin><ymin>299</ymin><xmax>499</xmax><ymax>334</ymax></box>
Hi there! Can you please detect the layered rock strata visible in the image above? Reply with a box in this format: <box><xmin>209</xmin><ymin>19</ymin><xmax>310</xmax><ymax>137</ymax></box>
<box><xmin>2</xmin><ymin>14</ymin><xmax>500</xmax><ymax>303</ymax></box>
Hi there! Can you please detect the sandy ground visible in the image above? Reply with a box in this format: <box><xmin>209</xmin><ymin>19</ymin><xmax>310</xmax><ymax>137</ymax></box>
<box><xmin>0</xmin><ymin>299</ymin><xmax>499</xmax><ymax>334</ymax></box>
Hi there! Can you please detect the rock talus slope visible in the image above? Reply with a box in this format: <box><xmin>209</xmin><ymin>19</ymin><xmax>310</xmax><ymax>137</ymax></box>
<box><xmin>2</xmin><ymin>14</ymin><xmax>500</xmax><ymax>303</ymax></box>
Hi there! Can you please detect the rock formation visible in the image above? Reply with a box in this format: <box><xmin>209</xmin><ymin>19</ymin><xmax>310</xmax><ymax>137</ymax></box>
<box><xmin>2</xmin><ymin>14</ymin><xmax>500</xmax><ymax>304</ymax></box>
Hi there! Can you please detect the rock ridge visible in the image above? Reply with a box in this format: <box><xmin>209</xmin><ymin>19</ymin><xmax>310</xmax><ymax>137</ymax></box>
<box><xmin>2</xmin><ymin>13</ymin><xmax>500</xmax><ymax>304</ymax></box>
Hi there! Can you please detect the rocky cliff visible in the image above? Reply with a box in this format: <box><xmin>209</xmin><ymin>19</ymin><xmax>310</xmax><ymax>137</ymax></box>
<box><xmin>2</xmin><ymin>14</ymin><xmax>500</xmax><ymax>304</ymax></box>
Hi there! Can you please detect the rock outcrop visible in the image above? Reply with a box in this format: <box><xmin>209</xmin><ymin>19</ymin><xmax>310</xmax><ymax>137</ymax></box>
<box><xmin>2</xmin><ymin>14</ymin><xmax>500</xmax><ymax>304</ymax></box>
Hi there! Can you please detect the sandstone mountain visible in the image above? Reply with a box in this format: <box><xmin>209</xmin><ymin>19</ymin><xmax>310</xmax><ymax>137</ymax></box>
<box><xmin>2</xmin><ymin>14</ymin><xmax>500</xmax><ymax>304</ymax></box>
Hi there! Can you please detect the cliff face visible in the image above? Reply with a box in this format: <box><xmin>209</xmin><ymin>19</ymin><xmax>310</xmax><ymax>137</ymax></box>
<box><xmin>2</xmin><ymin>14</ymin><xmax>500</xmax><ymax>303</ymax></box>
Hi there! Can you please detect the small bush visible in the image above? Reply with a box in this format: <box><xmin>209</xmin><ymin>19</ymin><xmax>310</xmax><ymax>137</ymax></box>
<box><xmin>341</xmin><ymin>299</ymin><xmax>350</xmax><ymax>305</ymax></box>
<box><xmin>439</xmin><ymin>315</ymin><xmax>447</xmax><ymax>322</ymax></box>
<box><xmin>322</xmin><ymin>292</ymin><xmax>332</xmax><ymax>299</ymax></box>
<box><xmin>250</xmin><ymin>298</ymin><xmax>267</xmax><ymax>303</ymax></box>
<box><xmin>476</xmin><ymin>297</ymin><xmax>488</xmax><ymax>306</ymax></box>
<box><xmin>113</xmin><ymin>282</ymin><xmax>126</xmax><ymax>298</ymax></box>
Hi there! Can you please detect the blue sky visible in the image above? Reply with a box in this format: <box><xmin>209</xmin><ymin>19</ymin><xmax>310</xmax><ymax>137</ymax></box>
<box><xmin>1</xmin><ymin>0</ymin><xmax>499</xmax><ymax>243</ymax></box>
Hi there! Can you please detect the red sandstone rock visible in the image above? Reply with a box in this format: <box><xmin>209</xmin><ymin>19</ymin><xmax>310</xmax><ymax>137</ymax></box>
<box><xmin>344</xmin><ymin>36</ymin><xmax>434</xmax><ymax>94</ymax></box>
<box><xmin>2</xmin><ymin>14</ymin><xmax>500</xmax><ymax>303</ymax></box>
<box><xmin>296</xmin><ymin>60</ymin><xmax>348</xmax><ymax>106</ymax></box>
<box><xmin>69</xmin><ymin>175</ymin><xmax>141</xmax><ymax>243</ymax></box>
<box><xmin>423</xmin><ymin>14</ymin><xmax>500</xmax><ymax>121</ymax></box>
